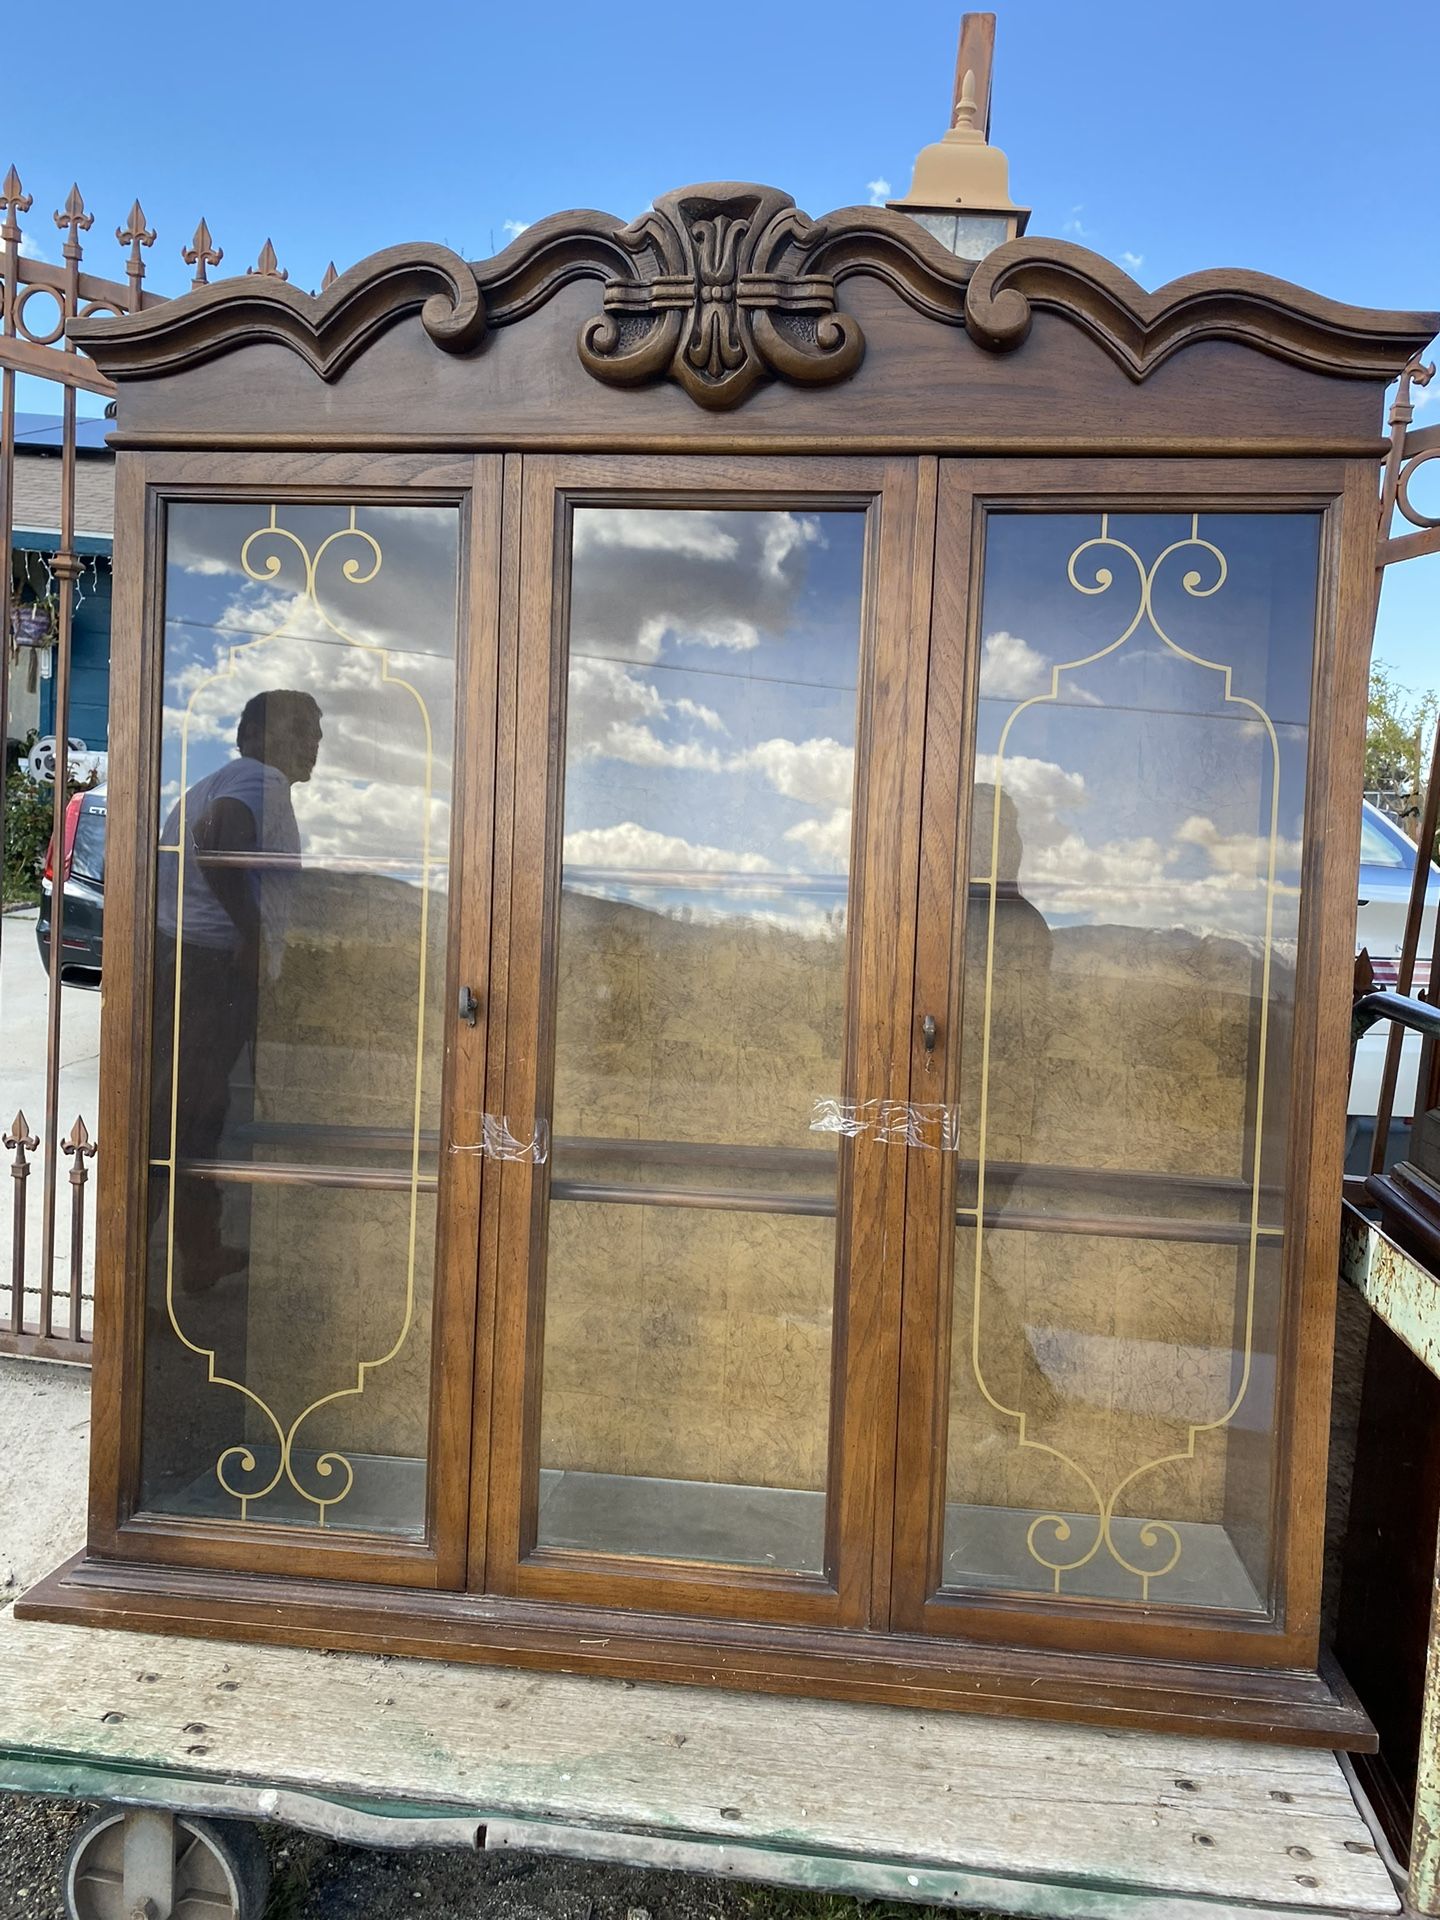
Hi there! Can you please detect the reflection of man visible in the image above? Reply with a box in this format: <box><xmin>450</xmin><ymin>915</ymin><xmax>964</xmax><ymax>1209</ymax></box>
<box><xmin>962</xmin><ymin>783</ymin><xmax>1060</xmax><ymax>1432</ymax></box>
<box><xmin>153</xmin><ymin>690</ymin><xmax>322</xmax><ymax>1290</ymax></box>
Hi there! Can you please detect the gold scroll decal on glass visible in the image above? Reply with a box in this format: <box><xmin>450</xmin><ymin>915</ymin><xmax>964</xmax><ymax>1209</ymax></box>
<box><xmin>967</xmin><ymin>514</ymin><xmax>1281</xmax><ymax>1601</ymax></box>
<box><xmin>158</xmin><ymin>507</ymin><xmax>434</xmax><ymax>1528</ymax></box>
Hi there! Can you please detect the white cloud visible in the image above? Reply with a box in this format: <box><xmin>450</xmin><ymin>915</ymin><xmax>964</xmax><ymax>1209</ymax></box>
<box><xmin>979</xmin><ymin>629</ymin><xmax>1051</xmax><ymax>700</ymax></box>
<box><xmin>602</xmin><ymin>722</ymin><xmax>723</xmax><ymax>772</ymax></box>
<box><xmin>569</xmin><ymin>507</ymin><xmax>826</xmax><ymax>664</ymax></box>
<box><xmin>1120</xmin><ymin>250</ymin><xmax>1144</xmax><ymax>273</ymax></box>
<box><xmin>1174</xmin><ymin>814</ymin><xmax>1304</xmax><ymax>879</ymax></box>
<box><xmin>734</xmin><ymin>736</ymin><xmax>854</xmax><ymax>809</ymax></box>
<box><xmin>562</xmin><ymin>821</ymin><xmax>776</xmax><ymax>874</ymax></box>
<box><xmin>573</xmin><ymin>509</ymin><xmax>739</xmax><ymax>563</ymax></box>
<box><xmin>566</xmin><ymin>655</ymin><xmax>732</xmax><ymax>770</ymax></box>
<box><xmin>674</xmin><ymin>697</ymin><xmax>725</xmax><ymax>733</ymax></box>
<box><xmin>866</xmin><ymin>178</ymin><xmax>891</xmax><ymax>207</ymax></box>
<box><xmin>637</xmin><ymin>612</ymin><xmax>759</xmax><ymax>653</ymax></box>
<box><xmin>976</xmin><ymin>752</ymin><xmax>1086</xmax><ymax>833</ymax></box>
<box><xmin>784</xmin><ymin>806</ymin><xmax>853</xmax><ymax>869</ymax></box>
<box><xmin>1063</xmin><ymin>205</ymin><xmax>1092</xmax><ymax>240</ymax></box>
<box><xmin>759</xmin><ymin>512</ymin><xmax>823</xmax><ymax>581</ymax></box>
<box><xmin>501</xmin><ymin>219</ymin><xmax>530</xmax><ymax>238</ymax></box>
<box><xmin>17</xmin><ymin>229</ymin><xmax>48</xmax><ymax>262</ymax></box>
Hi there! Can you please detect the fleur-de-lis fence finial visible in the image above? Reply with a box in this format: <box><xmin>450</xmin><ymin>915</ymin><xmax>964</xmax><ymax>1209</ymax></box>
<box><xmin>62</xmin><ymin>1115</ymin><xmax>96</xmax><ymax>1166</ymax></box>
<box><xmin>1</xmin><ymin>163</ymin><xmax>32</xmax><ymax>248</ymax></box>
<box><xmin>247</xmin><ymin>238</ymin><xmax>288</xmax><ymax>282</ymax></box>
<box><xmin>116</xmin><ymin>197</ymin><xmax>156</xmax><ymax>305</ymax></box>
<box><xmin>183</xmin><ymin>217</ymin><xmax>224</xmax><ymax>289</ymax></box>
<box><xmin>321</xmin><ymin>260</ymin><xmax>338</xmax><ymax>292</ymax></box>
<box><xmin>54</xmin><ymin>183</ymin><xmax>93</xmax><ymax>264</ymax></box>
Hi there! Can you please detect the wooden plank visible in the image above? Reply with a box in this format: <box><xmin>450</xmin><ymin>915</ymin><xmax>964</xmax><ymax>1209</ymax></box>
<box><xmin>1341</xmin><ymin>1203</ymin><xmax>1440</xmax><ymax>1378</ymax></box>
<box><xmin>0</xmin><ymin>1609</ymin><xmax>1397</xmax><ymax>1914</ymax></box>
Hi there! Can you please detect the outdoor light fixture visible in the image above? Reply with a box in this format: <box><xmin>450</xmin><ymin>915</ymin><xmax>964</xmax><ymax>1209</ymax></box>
<box><xmin>889</xmin><ymin>14</ymin><xmax>1028</xmax><ymax>259</ymax></box>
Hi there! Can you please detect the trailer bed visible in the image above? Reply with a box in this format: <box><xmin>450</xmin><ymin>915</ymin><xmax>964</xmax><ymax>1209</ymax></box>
<box><xmin>0</xmin><ymin>1604</ymin><xmax>1401</xmax><ymax>1920</ymax></box>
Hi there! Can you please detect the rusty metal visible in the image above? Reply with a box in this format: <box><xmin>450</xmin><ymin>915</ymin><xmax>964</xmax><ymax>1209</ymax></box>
<box><xmin>116</xmin><ymin>199</ymin><xmax>155</xmax><ymax>306</ymax></box>
<box><xmin>60</xmin><ymin>1115</ymin><xmax>95</xmax><ymax>1343</ymax></box>
<box><xmin>0</xmin><ymin>167</ymin><xmax>248</xmax><ymax>1362</ymax></box>
<box><xmin>1378</xmin><ymin>358</ymin><xmax>1440</xmax><ymax>571</ymax></box>
<box><xmin>248</xmin><ymin>238</ymin><xmax>287</xmax><ymax>281</ymax></box>
<box><xmin>182</xmin><ymin>218</ymin><xmax>222</xmax><ymax>289</ymax></box>
<box><xmin>35</xmin><ymin>186</ymin><xmax>89</xmax><ymax>1333</ymax></box>
<box><xmin>4</xmin><ymin>1111</ymin><xmax>38</xmax><ymax>1334</ymax></box>
<box><xmin>1368</xmin><ymin>361</ymin><xmax>1440</xmax><ymax>1175</ymax></box>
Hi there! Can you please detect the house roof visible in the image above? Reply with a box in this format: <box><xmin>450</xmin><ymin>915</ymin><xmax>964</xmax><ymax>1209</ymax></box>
<box><xmin>10</xmin><ymin>415</ymin><xmax>115</xmax><ymax>547</ymax></box>
<box><xmin>14</xmin><ymin>411</ymin><xmax>114</xmax><ymax>452</ymax></box>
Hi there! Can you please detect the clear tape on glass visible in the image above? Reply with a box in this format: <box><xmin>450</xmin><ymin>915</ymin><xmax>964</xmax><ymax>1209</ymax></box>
<box><xmin>809</xmin><ymin>1098</ymin><xmax>960</xmax><ymax>1151</ymax></box>
<box><xmin>450</xmin><ymin>1115</ymin><xmax>551</xmax><ymax>1163</ymax></box>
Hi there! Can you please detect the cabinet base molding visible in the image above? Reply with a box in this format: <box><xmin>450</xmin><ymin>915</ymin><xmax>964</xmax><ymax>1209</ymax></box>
<box><xmin>19</xmin><ymin>1552</ymin><xmax>1375</xmax><ymax>1751</ymax></box>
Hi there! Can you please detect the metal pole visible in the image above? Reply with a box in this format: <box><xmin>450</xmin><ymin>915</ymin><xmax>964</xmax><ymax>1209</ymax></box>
<box><xmin>0</xmin><ymin>167</ymin><xmax>32</xmax><ymax>1036</ymax></box>
<box><xmin>37</xmin><ymin>185</ymin><xmax>90</xmax><ymax>1331</ymax></box>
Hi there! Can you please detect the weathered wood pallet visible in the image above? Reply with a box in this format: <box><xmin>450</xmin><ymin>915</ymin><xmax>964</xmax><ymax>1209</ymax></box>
<box><xmin>0</xmin><ymin>1606</ymin><xmax>1400</xmax><ymax>1919</ymax></box>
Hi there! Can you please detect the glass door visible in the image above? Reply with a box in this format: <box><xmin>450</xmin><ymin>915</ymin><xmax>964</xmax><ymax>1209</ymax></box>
<box><xmin>893</xmin><ymin>463</ymin><xmax>1334</xmax><ymax>1662</ymax></box>
<box><xmin>119</xmin><ymin>460</ymin><xmax>499</xmax><ymax>1588</ymax></box>
<box><xmin>478</xmin><ymin>456</ymin><xmax>927</xmax><ymax>1626</ymax></box>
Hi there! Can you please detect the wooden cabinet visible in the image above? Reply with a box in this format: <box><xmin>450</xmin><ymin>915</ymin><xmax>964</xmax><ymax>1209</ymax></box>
<box><xmin>19</xmin><ymin>187</ymin><xmax>1438</xmax><ymax>1745</ymax></box>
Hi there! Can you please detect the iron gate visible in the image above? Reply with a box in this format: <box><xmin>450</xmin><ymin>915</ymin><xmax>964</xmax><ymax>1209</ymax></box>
<box><xmin>1</xmin><ymin>169</ymin><xmax>292</xmax><ymax>1361</ymax></box>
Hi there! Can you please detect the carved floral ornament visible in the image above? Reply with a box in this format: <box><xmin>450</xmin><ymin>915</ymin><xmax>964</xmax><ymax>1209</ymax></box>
<box><xmin>67</xmin><ymin>182</ymin><xmax>1439</xmax><ymax>403</ymax></box>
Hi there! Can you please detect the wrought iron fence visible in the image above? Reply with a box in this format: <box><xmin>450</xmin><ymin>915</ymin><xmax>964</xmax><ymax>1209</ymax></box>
<box><xmin>1</xmin><ymin>166</ymin><xmax>295</xmax><ymax>1361</ymax></box>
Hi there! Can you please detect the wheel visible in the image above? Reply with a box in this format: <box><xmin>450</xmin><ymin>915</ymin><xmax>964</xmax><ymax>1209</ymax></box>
<box><xmin>62</xmin><ymin>1807</ymin><xmax>271</xmax><ymax>1920</ymax></box>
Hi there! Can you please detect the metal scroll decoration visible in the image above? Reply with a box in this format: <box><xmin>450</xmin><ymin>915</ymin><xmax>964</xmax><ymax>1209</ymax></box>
<box><xmin>578</xmin><ymin>185</ymin><xmax>866</xmax><ymax>410</ymax></box>
<box><xmin>157</xmin><ymin>508</ymin><xmax>434</xmax><ymax>1527</ymax></box>
<box><xmin>968</xmin><ymin>515</ymin><xmax>1282</xmax><ymax>1601</ymax></box>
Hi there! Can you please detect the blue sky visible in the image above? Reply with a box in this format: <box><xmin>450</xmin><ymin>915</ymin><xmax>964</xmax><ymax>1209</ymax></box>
<box><xmin>9</xmin><ymin>0</ymin><xmax>1437</xmax><ymax>687</ymax></box>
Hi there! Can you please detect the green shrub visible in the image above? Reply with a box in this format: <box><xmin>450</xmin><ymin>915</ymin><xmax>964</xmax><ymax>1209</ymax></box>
<box><xmin>3</xmin><ymin>734</ymin><xmax>63</xmax><ymax>905</ymax></box>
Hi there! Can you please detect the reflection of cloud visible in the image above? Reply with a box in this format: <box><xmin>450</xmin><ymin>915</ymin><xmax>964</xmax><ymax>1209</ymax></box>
<box><xmin>784</xmin><ymin>807</ymin><xmax>852</xmax><ymax>869</ymax></box>
<box><xmin>979</xmin><ymin>629</ymin><xmax>1050</xmax><ymax>699</ymax></box>
<box><xmin>1176</xmin><ymin>814</ymin><xmax>1303</xmax><ymax>878</ymax></box>
<box><xmin>562</xmin><ymin>822</ymin><xmax>776</xmax><ymax>874</ymax></box>
<box><xmin>568</xmin><ymin>655</ymin><xmax>727</xmax><ymax>769</ymax></box>
<box><xmin>638</xmin><ymin>612</ymin><xmax>759</xmax><ymax>653</ymax></box>
<box><xmin>573</xmin><ymin>509</ymin><xmax>739</xmax><ymax>563</ymax></box>
<box><xmin>760</xmin><ymin>513</ymin><xmax>823</xmax><ymax>581</ymax></box>
<box><xmin>1017</xmin><ymin>812</ymin><xmax>1303</xmax><ymax>942</ymax></box>
<box><xmin>733</xmin><ymin>736</ymin><xmax>853</xmax><ymax>809</ymax></box>
<box><xmin>570</xmin><ymin>506</ymin><xmax>830</xmax><ymax>663</ymax></box>
<box><xmin>980</xmin><ymin>753</ymin><xmax>1087</xmax><ymax>849</ymax></box>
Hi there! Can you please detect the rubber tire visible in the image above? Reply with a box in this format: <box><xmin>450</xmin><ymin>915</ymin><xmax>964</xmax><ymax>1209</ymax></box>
<box><xmin>61</xmin><ymin>1807</ymin><xmax>272</xmax><ymax>1920</ymax></box>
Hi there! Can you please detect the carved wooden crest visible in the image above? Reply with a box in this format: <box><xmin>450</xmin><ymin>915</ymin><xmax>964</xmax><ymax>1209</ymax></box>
<box><xmin>577</xmin><ymin>185</ymin><xmax>865</xmax><ymax>410</ymax></box>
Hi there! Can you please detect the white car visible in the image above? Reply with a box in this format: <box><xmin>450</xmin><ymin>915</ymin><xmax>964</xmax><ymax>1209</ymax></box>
<box><xmin>1349</xmin><ymin>801</ymin><xmax>1438</xmax><ymax>1160</ymax></box>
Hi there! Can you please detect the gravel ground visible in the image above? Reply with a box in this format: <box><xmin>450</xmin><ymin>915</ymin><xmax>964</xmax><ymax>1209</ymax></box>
<box><xmin>0</xmin><ymin>1790</ymin><xmax>977</xmax><ymax>1920</ymax></box>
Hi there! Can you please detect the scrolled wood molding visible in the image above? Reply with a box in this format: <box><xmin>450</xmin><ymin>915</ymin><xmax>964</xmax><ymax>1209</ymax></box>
<box><xmin>964</xmin><ymin>237</ymin><xmax>1440</xmax><ymax>382</ymax></box>
<box><xmin>68</xmin><ymin>197</ymin><xmax>1436</xmax><ymax>394</ymax></box>
<box><xmin>69</xmin><ymin>242</ymin><xmax>487</xmax><ymax>381</ymax></box>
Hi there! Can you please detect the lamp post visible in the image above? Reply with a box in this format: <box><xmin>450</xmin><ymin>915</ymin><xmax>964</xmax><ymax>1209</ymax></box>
<box><xmin>889</xmin><ymin>12</ymin><xmax>1028</xmax><ymax>261</ymax></box>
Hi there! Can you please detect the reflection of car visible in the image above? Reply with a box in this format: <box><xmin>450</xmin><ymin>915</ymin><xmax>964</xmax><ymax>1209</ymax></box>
<box><xmin>35</xmin><ymin>786</ymin><xmax>106</xmax><ymax>987</ymax></box>
<box><xmin>1350</xmin><ymin>801</ymin><xmax>1438</xmax><ymax>1155</ymax></box>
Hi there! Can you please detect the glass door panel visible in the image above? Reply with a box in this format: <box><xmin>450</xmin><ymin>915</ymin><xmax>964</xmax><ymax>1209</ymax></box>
<box><xmin>139</xmin><ymin>500</ymin><xmax>462</xmax><ymax>1543</ymax></box>
<box><xmin>906</xmin><ymin>500</ymin><xmax>1322</xmax><ymax>1632</ymax></box>
<box><xmin>538</xmin><ymin>505</ymin><xmax>867</xmax><ymax>1573</ymax></box>
<box><xmin>484</xmin><ymin>455</ymin><xmax>925</xmax><ymax>1624</ymax></box>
